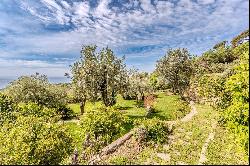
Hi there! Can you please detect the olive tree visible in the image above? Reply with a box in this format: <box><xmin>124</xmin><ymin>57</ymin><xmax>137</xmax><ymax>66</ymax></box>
<box><xmin>122</xmin><ymin>68</ymin><xmax>151</xmax><ymax>103</ymax></box>
<box><xmin>71</xmin><ymin>45</ymin><xmax>127</xmax><ymax>113</ymax></box>
<box><xmin>156</xmin><ymin>48</ymin><xmax>193</xmax><ymax>98</ymax></box>
<box><xmin>71</xmin><ymin>45</ymin><xmax>99</xmax><ymax>114</ymax></box>
<box><xmin>3</xmin><ymin>73</ymin><xmax>67</xmax><ymax>108</ymax></box>
<box><xmin>98</xmin><ymin>47</ymin><xmax>127</xmax><ymax>106</ymax></box>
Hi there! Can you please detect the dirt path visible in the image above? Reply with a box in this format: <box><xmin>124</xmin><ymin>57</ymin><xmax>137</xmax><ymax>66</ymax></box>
<box><xmin>94</xmin><ymin>100</ymin><xmax>200</xmax><ymax>164</ymax></box>
<box><xmin>198</xmin><ymin>121</ymin><xmax>217</xmax><ymax>165</ymax></box>
<box><xmin>180</xmin><ymin>101</ymin><xmax>197</xmax><ymax>122</ymax></box>
<box><xmin>162</xmin><ymin>104</ymin><xmax>219</xmax><ymax>165</ymax></box>
<box><xmin>165</xmin><ymin>100</ymin><xmax>197</xmax><ymax>132</ymax></box>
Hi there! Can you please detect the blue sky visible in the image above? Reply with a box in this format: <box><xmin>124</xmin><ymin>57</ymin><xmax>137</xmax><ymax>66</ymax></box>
<box><xmin>0</xmin><ymin>0</ymin><xmax>249</xmax><ymax>78</ymax></box>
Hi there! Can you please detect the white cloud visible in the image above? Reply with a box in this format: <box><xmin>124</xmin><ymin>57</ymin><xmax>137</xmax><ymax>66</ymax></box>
<box><xmin>95</xmin><ymin>0</ymin><xmax>112</xmax><ymax>17</ymax></box>
<box><xmin>0</xmin><ymin>58</ymin><xmax>70</xmax><ymax>77</ymax></box>
<box><xmin>197</xmin><ymin>0</ymin><xmax>215</xmax><ymax>5</ymax></box>
<box><xmin>0</xmin><ymin>0</ymin><xmax>249</xmax><ymax>77</ymax></box>
<box><xmin>140</xmin><ymin>0</ymin><xmax>156</xmax><ymax>13</ymax></box>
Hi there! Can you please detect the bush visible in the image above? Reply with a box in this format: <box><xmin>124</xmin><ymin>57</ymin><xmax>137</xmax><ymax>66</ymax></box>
<box><xmin>134</xmin><ymin>118</ymin><xmax>169</xmax><ymax>144</ymax></box>
<box><xmin>3</xmin><ymin>74</ymin><xmax>67</xmax><ymax>109</ymax></box>
<box><xmin>0</xmin><ymin>115</ymin><xmax>73</xmax><ymax>165</ymax></box>
<box><xmin>80</xmin><ymin>107</ymin><xmax>130</xmax><ymax>147</ymax></box>
<box><xmin>19</xmin><ymin>102</ymin><xmax>75</xmax><ymax>121</ymax></box>
<box><xmin>0</xmin><ymin>93</ymin><xmax>17</xmax><ymax>125</ymax></box>
<box><xmin>174</xmin><ymin>101</ymin><xmax>191</xmax><ymax>119</ymax></box>
<box><xmin>108</xmin><ymin>156</ymin><xmax>130</xmax><ymax>165</ymax></box>
<box><xmin>56</xmin><ymin>105</ymin><xmax>76</xmax><ymax>120</ymax></box>
<box><xmin>197</xmin><ymin>73</ymin><xmax>226</xmax><ymax>106</ymax></box>
<box><xmin>220</xmin><ymin>59</ymin><xmax>249</xmax><ymax>153</ymax></box>
<box><xmin>18</xmin><ymin>103</ymin><xmax>59</xmax><ymax>122</ymax></box>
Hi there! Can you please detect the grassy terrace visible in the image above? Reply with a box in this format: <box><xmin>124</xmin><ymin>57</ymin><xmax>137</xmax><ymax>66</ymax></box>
<box><xmin>107</xmin><ymin>103</ymin><xmax>248</xmax><ymax>165</ymax></box>
<box><xmin>63</xmin><ymin>93</ymin><xmax>248</xmax><ymax>165</ymax></box>
<box><xmin>68</xmin><ymin>92</ymin><xmax>188</xmax><ymax>121</ymax></box>
<box><xmin>64</xmin><ymin>92</ymin><xmax>188</xmax><ymax>153</ymax></box>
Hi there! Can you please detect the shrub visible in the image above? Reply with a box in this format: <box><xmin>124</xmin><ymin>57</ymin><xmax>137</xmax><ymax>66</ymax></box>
<box><xmin>108</xmin><ymin>156</ymin><xmax>130</xmax><ymax>165</ymax></box>
<box><xmin>0</xmin><ymin>93</ymin><xmax>17</xmax><ymax>125</ymax></box>
<box><xmin>220</xmin><ymin>59</ymin><xmax>249</xmax><ymax>153</ymax></box>
<box><xmin>56</xmin><ymin>105</ymin><xmax>76</xmax><ymax>120</ymax></box>
<box><xmin>19</xmin><ymin>102</ymin><xmax>75</xmax><ymax>121</ymax></box>
<box><xmin>3</xmin><ymin>73</ymin><xmax>67</xmax><ymax>109</ymax></box>
<box><xmin>197</xmin><ymin>73</ymin><xmax>226</xmax><ymax>106</ymax></box>
<box><xmin>174</xmin><ymin>101</ymin><xmax>191</xmax><ymax>119</ymax></box>
<box><xmin>18</xmin><ymin>103</ymin><xmax>60</xmax><ymax>122</ymax></box>
<box><xmin>0</xmin><ymin>115</ymin><xmax>73</xmax><ymax>165</ymax></box>
<box><xmin>134</xmin><ymin>118</ymin><xmax>169</xmax><ymax>144</ymax></box>
<box><xmin>80</xmin><ymin>107</ymin><xmax>130</xmax><ymax>147</ymax></box>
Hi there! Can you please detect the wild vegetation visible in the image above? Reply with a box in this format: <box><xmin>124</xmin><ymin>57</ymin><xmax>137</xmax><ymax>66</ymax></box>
<box><xmin>0</xmin><ymin>30</ymin><xmax>249</xmax><ymax>165</ymax></box>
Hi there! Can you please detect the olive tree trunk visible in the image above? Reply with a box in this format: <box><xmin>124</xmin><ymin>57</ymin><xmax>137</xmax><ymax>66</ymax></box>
<box><xmin>80</xmin><ymin>98</ymin><xmax>86</xmax><ymax>115</ymax></box>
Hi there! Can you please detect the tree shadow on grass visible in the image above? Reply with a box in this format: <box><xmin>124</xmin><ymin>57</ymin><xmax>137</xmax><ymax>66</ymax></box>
<box><xmin>114</xmin><ymin>105</ymin><xmax>134</xmax><ymax>110</ymax></box>
<box><xmin>146</xmin><ymin>113</ymin><xmax>170</xmax><ymax>121</ymax></box>
<box><xmin>126</xmin><ymin>115</ymin><xmax>146</xmax><ymax>121</ymax></box>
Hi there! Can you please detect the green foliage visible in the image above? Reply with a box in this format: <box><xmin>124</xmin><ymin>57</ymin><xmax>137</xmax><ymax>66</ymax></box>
<box><xmin>197</xmin><ymin>73</ymin><xmax>226</xmax><ymax>106</ymax></box>
<box><xmin>108</xmin><ymin>156</ymin><xmax>130</xmax><ymax>165</ymax></box>
<box><xmin>18</xmin><ymin>103</ymin><xmax>60</xmax><ymax>122</ymax></box>
<box><xmin>4</xmin><ymin>73</ymin><xmax>67</xmax><ymax>109</ymax></box>
<box><xmin>0</xmin><ymin>93</ymin><xmax>17</xmax><ymax>125</ymax></box>
<box><xmin>149</xmin><ymin>72</ymin><xmax>158</xmax><ymax>91</ymax></box>
<box><xmin>98</xmin><ymin>48</ymin><xmax>127</xmax><ymax>106</ymax></box>
<box><xmin>232</xmin><ymin>42</ymin><xmax>249</xmax><ymax>60</ymax></box>
<box><xmin>174</xmin><ymin>100</ymin><xmax>191</xmax><ymax>119</ymax></box>
<box><xmin>71</xmin><ymin>45</ymin><xmax>99</xmax><ymax>104</ymax></box>
<box><xmin>206</xmin><ymin>125</ymin><xmax>248</xmax><ymax>165</ymax></box>
<box><xmin>56</xmin><ymin>105</ymin><xmax>76</xmax><ymax>120</ymax></box>
<box><xmin>213</xmin><ymin>41</ymin><xmax>227</xmax><ymax>50</ymax></box>
<box><xmin>220</xmin><ymin>57</ymin><xmax>249</xmax><ymax>152</ymax></box>
<box><xmin>123</xmin><ymin>69</ymin><xmax>151</xmax><ymax>102</ymax></box>
<box><xmin>134</xmin><ymin>117</ymin><xmax>169</xmax><ymax>144</ymax></box>
<box><xmin>156</xmin><ymin>48</ymin><xmax>193</xmax><ymax>97</ymax></box>
<box><xmin>192</xmin><ymin>47</ymin><xmax>236</xmax><ymax>80</ymax></box>
<box><xmin>0</xmin><ymin>115</ymin><xmax>73</xmax><ymax>165</ymax></box>
<box><xmin>231</xmin><ymin>29</ymin><xmax>249</xmax><ymax>48</ymax></box>
<box><xmin>201</xmin><ymin>47</ymin><xmax>235</xmax><ymax>65</ymax></box>
<box><xmin>3</xmin><ymin>74</ymin><xmax>75</xmax><ymax>120</ymax></box>
<box><xmin>71</xmin><ymin>45</ymin><xmax>127</xmax><ymax>114</ymax></box>
<box><xmin>189</xmin><ymin>30</ymin><xmax>249</xmax><ymax>155</ymax></box>
<box><xmin>80</xmin><ymin>106</ymin><xmax>130</xmax><ymax>147</ymax></box>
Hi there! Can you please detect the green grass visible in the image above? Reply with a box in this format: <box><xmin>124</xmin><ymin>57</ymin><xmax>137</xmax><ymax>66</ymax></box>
<box><xmin>64</xmin><ymin>93</ymin><xmax>190</xmax><ymax>163</ymax></box>
<box><xmin>68</xmin><ymin>93</ymin><xmax>187</xmax><ymax>122</ymax></box>
<box><xmin>114</xmin><ymin>95</ymin><xmax>147</xmax><ymax>120</ymax></box>
<box><xmin>165</xmin><ymin>104</ymin><xmax>218</xmax><ymax>165</ymax></box>
<box><xmin>65</xmin><ymin>94</ymin><xmax>248</xmax><ymax>165</ymax></box>
<box><xmin>205</xmin><ymin>125</ymin><xmax>248</xmax><ymax>165</ymax></box>
<box><xmin>115</xmin><ymin>93</ymin><xmax>188</xmax><ymax>121</ymax></box>
<box><xmin>153</xmin><ymin>93</ymin><xmax>189</xmax><ymax>120</ymax></box>
<box><xmin>63</xmin><ymin>122</ymin><xmax>85</xmax><ymax>152</ymax></box>
<box><xmin>68</xmin><ymin>101</ymin><xmax>104</xmax><ymax>115</ymax></box>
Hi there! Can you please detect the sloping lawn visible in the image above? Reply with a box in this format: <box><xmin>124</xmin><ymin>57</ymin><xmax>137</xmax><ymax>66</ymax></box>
<box><xmin>153</xmin><ymin>93</ymin><xmax>189</xmax><ymax>120</ymax></box>
<box><xmin>68</xmin><ymin>101</ymin><xmax>103</xmax><ymax>115</ymax></box>
<box><xmin>65</xmin><ymin>93</ymin><xmax>189</xmax><ymax>158</ymax></box>
<box><xmin>116</xmin><ymin>92</ymin><xmax>189</xmax><ymax>121</ymax></box>
<box><xmin>67</xmin><ymin>93</ymin><xmax>189</xmax><ymax>122</ymax></box>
